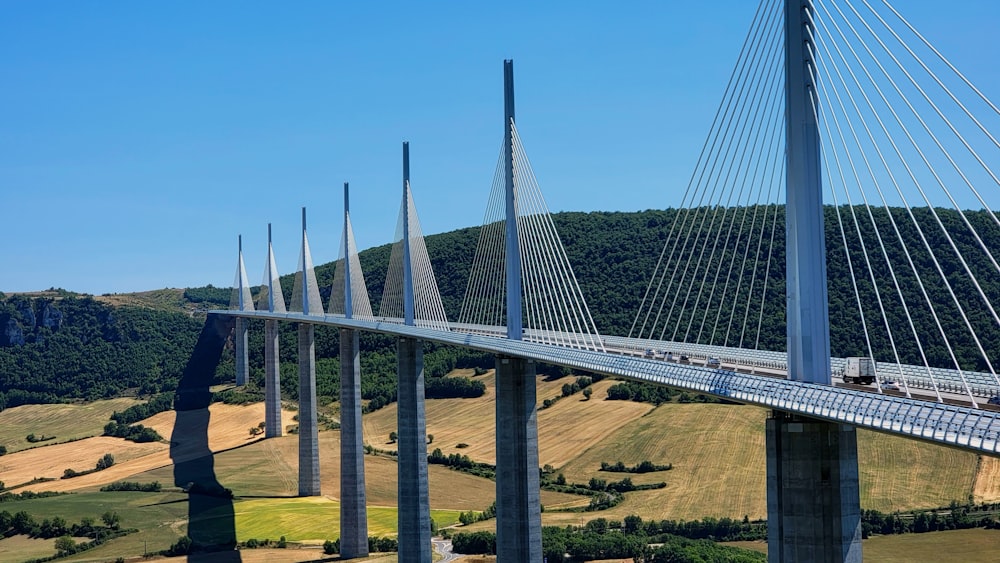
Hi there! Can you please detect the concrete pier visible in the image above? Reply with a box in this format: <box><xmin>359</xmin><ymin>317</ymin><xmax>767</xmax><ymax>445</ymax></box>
<box><xmin>766</xmin><ymin>411</ymin><xmax>862</xmax><ymax>563</ymax></box>
<box><xmin>495</xmin><ymin>356</ymin><xmax>542</xmax><ymax>562</ymax></box>
<box><xmin>397</xmin><ymin>337</ymin><xmax>431</xmax><ymax>563</ymax></box>
<box><xmin>264</xmin><ymin>319</ymin><xmax>282</xmax><ymax>438</ymax></box>
<box><xmin>234</xmin><ymin>317</ymin><xmax>248</xmax><ymax>386</ymax></box>
<box><xmin>340</xmin><ymin>328</ymin><xmax>369</xmax><ymax>558</ymax></box>
<box><xmin>297</xmin><ymin>323</ymin><xmax>321</xmax><ymax>496</ymax></box>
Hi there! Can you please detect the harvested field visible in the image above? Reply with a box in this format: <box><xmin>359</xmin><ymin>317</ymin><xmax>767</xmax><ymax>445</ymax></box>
<box><xmin>362</xmin><ymin>372</ymin><xmax>653</xmax><ymax>468</ymax></box>
<box><xmin>11</xmin><ymin>403</ymin><xmax>293</xmax><ymax>493</ymax></box>
<box><xmin>858</xmin><ymin>429</ymin><xmax>977</xmax><ymax>512</ymax></box>
<box><xmin>729</xmin><ymin>528</ymin><xmax>1000</xmax><ymax>562</ymax></box>
<box><xmin>973</xmin><ymin>455</ymin><xmax>1000</xmax><ymax>503</ymax></box>
<box><xmin>0</xmin><ymin>436</ymin><xmax>165</xmax><ymax>490</ymax></box>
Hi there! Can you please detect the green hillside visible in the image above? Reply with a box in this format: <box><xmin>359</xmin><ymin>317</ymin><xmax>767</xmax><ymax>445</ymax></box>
<box><xmin>3</xmin><ymin>205</ymin><xmax>1000</xmax><ymax>410</ymax></box>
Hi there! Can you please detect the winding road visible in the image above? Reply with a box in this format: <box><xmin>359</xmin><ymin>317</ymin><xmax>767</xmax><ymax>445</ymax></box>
<box><xmin>432</xmin><ymin>537</ymin><xmax>459</xmax><ymax>562</ymax></box>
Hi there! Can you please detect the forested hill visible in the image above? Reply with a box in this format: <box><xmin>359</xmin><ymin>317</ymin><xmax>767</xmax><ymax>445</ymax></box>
<box><xmin>2</xmin><ymin>206</ymin><xmax>1000</xmax><ymax>407</ymax></box>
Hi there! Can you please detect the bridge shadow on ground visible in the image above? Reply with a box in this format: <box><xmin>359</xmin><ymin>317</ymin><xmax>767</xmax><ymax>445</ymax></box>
<box><xmin>172</xmin><ymin>314</ymin><xmax>242</xmax><ymax>561</ymax></box>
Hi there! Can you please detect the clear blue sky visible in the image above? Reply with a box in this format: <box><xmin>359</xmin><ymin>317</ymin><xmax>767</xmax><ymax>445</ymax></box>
<box><xmin>3</xmin><ymin>1</ymin><xmax>998</xmax><ymax>294</ymax></box>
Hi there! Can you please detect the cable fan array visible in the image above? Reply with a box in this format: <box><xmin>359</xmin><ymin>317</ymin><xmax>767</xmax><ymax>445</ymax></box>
<box><xmin>633</xmin><ymin>0</ymin><xmax>1000</xmax><ymax>407</ymax></box>
<box><xmin>459</xmin><ymin>122</ymin><xmax>604</xmax><ymax>351</ymax></box>
<box><xmin>631</xmin><ymin>0</ymin><xmax>787</xmax><ymax>353</ymax></box>
<box><xmin>379</xmin><ymin>184</ymin><xmax>450</xmax><ymax>330</ymax></box>
<box><xmin>808</xmin><ymin>0</ymin><xmax>1000</xmax><ymax>405</ymax></box>
<box><xmin>230</xmin><ymin>238</ymin><xmax>255</xmax><ymax>313</ymax></box>
<box><xmin>329</xmin><ymin>212</ymin><xmax>375</xmax><ymax>320</ymax></box>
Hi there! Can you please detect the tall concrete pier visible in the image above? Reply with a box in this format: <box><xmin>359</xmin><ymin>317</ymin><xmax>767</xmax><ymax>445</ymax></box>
<box><xmin>297</xmin><ymin>323</ymin><xmax>321</xmax><ymax>496</ymax></box>
<box><xmin>295</xmin><ymin>209</ymin><xmax>321</xmax><ymax>497</ymax></box>
<box><xmin>234</xmin><ymin>318</ymin><xmax>248</xmax><ymax>387</ymax></box>
<box><xmin>769</xmin><ymin>1</ymin><xmax>862</xmax><ymax>561</ymax></box>
<box><xmin>397</xmin><ymin>337</ymin><xmax>430</xmax><ymax>563</ymax></box>
<box><xmin>339</xmin><ymin>328</ymin><xmax>368</xmax><ymax>557</ymax></box>
<box><xmin>396</xmin><ymin>143</ymin><xmax>432</xmax><ymax>563</ymax></box>
<box><xmin>234</xmin><ymin>235</ymin><xmax>250</xmax><ymax>387</ymax></box>
<box><xmin>263</xmin><ymin>224</ymin><xmax>284</xmax><ymax>438</ymax></box>
<box><xmin>495</xmin><ymin>355</ymin><xmax>542</xmax><ymax>561</ymax></box>
<box><xmin>494</xmin><ymin>59</ymin><xmax>543</xmax><ymax>562</ymax></box>
<box><xmin>339</xmin><ymin>182</ymin><xmax>370</xmax><ymax>558</ymax></box>
<box><xmin>263</xmin><ymin>319</ymin><xmax>281</xmax><ymax>437</ymax></box>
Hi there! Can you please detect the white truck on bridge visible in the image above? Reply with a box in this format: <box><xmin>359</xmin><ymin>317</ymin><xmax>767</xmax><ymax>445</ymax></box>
<box><xmin>841</xmin><ymin>357</ymin><xmax>876</xmax><ymax>385</ymax></box>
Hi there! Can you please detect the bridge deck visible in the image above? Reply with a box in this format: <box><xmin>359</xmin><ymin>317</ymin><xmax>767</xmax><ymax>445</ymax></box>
<box><xmin>212</xmin><ymin>310</ymin><xmax>1000</xmax><ymax>457</ymax></box>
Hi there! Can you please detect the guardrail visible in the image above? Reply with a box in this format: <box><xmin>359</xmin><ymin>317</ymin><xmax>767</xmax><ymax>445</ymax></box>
<box><xmin>215</xmin><ymin>310</ymin><xmax>1000</xmax><ymax>456</ymax></box>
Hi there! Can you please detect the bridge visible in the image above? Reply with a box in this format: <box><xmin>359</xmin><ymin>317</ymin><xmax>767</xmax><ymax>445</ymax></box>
<box><xmin>208</xmin><ymin>1</ymin><xmax>1000</xmax><ymax>561</ymax></box>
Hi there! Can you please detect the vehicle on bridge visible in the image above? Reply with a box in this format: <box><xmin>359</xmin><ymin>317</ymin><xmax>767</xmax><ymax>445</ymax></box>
<box><xmin>840</xmin><ymin>357</ymin><xmax>877</xmax><ymax>385</ymax></box>
<box><xmin>707</xmin><ymin>357</ymin><xmax>721</xmax><ymax>367</ymax></box>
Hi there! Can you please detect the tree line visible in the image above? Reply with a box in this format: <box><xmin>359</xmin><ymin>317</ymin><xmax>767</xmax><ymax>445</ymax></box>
<box><xmin>5</xmin><ymin>206</ymin><xmax>1000</xmax><ymax>410</ymax></box>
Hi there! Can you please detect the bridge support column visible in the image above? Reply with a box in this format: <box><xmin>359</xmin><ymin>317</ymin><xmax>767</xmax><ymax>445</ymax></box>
<box><xmin>766</xmin><ymin>411</ymin><xmax>861</xmax><ymax>563</ymax></box>
<box><xmin>397</xmin><ymin>337</ymin><xmax>431</xmax><ymax>563</ymax></box>
<box><xmin>495</xmin><ymin>356</ymin><xmax>541</xmax><ymax>563</ymax></box>
<box><xmin>264</xmin><ymin>320</ymin><xmax>282</xmax><ymax>438</ymax></box>
<box><xmin>234</xmin><ymin>317</ymin><xmax>248</xmax><ymax>386</ymax></box>
<box><xmin>340</xmin><ymin>328</ymin><xmax>369</xmax><ymax>558</ymax></box>
<box><xmin>297</xmin><ymin>323</ymin><xmax>321</xmax><ymax>496</ymax></box>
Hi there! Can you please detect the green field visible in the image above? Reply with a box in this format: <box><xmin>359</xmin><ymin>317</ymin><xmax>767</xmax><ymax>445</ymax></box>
<box><xmin>3</xmin><ymin>491</ymin><xmax>190</xmax><ymax>562</ymax></box>
<box><xmin>230</xmin><ymin>497</ymin><xmax>462</xmax><ymax>543</ymax></box>
<box><xmin>0</xmin><ymin>398</ymin><xmax>141</xmax><ymax>454</ymax></box>
<box><xmin>0</xmin><ymin>492</ymin><xmax>462</xmax><ymax>562</ymax></box>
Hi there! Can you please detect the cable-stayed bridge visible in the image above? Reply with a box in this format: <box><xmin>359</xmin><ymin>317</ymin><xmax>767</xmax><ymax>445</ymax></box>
<box><xmin>209</xmin><ymin>1</ymin><xmax>1000</xmax><ymax>561</ymax></box>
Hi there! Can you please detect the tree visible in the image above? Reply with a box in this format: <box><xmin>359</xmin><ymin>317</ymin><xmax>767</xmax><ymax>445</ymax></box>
<box><xmin>427</xmin><ymin>434</ymin><xmax>434</xmax><ymax>444</ymax></box>
<box><xmin>249</xmin><ymin>426</ymin><xmax>263</xmax><ymax>437</ymax></box>
<box><xmin>96</xmin><ymin>453</ymin><xmax>115</xmax><ymax>470</ymax></box>
<box><xmin>54</xmin><ymin>536</ymin><xmax>76</xmax><ymax>554</ymax></box>
<box><xmin>389</xmin><ymin>431</ymin><xmax>398</xmax><ymax>443</ymax></box>
<box><xmin>101</xmin><ymin>510</ymin><xmax>121</xmax><ymax>530</ymax></box>
<box><xmin>167</xmin><ymin>536</ymin><xmax>192</xmax><ymax>556</ymax></box>
<box><xmin>583</xmin><ymin>388</ymin><xmax>593</xmax><ymax>400</ymax></box>
<box><xmin>0</xmin><ymin>445</ymin><xmax>6</xmax><ymax>456</ymax></box>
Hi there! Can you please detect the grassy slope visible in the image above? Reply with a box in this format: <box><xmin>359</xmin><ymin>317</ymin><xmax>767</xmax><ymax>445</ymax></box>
<box><xmin>0</xmin><ymin>535</ymin><xmax>67</xmax><ymax>562</ymax></box>
<box><xmin>0</xmin><ymin>398</ymin><xmax>141</xmax><ymax>454</ymax></box>
<box><xmin>9</xmin><ymin>491</ymin><xmax>191</xmax><ymax>562</ymax></box>
<box><xmin>230</xmin><ymin>497</ymin><xmax>461</xmax><ymax>543</ymax></box>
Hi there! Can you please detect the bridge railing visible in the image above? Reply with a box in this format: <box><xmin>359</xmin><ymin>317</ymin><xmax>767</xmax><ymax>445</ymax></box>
<box><xmin>218</xmin><ymin>310</ymin><xmax>1000</xmax><ymax>455</ymax></box>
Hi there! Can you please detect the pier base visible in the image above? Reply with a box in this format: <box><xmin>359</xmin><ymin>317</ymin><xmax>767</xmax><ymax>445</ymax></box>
<box><xmin>766</xmin><ymin>411</ymin><xmax>862</xmax><ymax>563</ymax></box>
<box><xmin>397</xmin><ymin>337</ymin><xmax>431</xmax><ymax>563</ymax></box>
<box><xmin>340</xmin><ymin>328</ymin><xmax>369</xmax><ymax>558</ymax></box>
<box><xmin>495</xmin><ymin>356</ymin><xmax>542</xmax><ymax>563</ymax></box>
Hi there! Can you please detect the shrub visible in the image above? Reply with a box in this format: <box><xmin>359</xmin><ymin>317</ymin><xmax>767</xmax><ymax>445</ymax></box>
<box><xmin>100</xmin><ymin>481</ymin><xmax>162</xmax><ymax>492</ymax></box>
<box><xmin>166</xmin><ymin>536</ymin><xmax>192</xmax><ymax>556</ymax></box>
<box><xmin>323</xmin><ymin>539</ymin><xmax>339</xmax><ymax>555</ymax></box>
<box><xmin>96</xmin><ymin>453</ymin><xmax>115</xmax><ymax>471</ymax></box>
